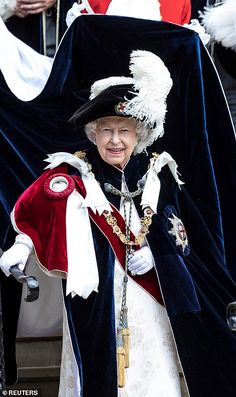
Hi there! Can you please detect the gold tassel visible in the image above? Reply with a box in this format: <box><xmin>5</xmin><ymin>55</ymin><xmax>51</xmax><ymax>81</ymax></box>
<box><xmin>117</xmin><ymin>346</ymin><xmax>126</xmax><ymax>388</ymax></box>
<box><xmin>122</xmin><ymin>328</ymin><xmax>130</xmax><ymax>368</ymax></box>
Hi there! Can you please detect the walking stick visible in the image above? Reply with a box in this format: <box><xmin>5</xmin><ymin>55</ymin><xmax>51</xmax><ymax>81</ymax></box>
<box><xmin>9</xmin><ymin>265</ymin><xmax>39</xmax><ymax>302</ymax></box>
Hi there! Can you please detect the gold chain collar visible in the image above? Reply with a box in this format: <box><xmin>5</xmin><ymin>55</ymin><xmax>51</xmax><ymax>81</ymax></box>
<box><xmin>73</xmin><ymin>150</ymin><xmax>156</xmax><ymax>246</ymax></box>
<box><xmin>103</xmin><ymin>207</ymin><xmax>154</xmax><ymax>246</ymax></box>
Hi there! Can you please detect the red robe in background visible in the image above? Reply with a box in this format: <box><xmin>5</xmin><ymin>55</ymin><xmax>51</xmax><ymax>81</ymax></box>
<box><xmin>160</xmin><ymin>0</ymin><xmax>191</xmax><ymax>24</ymax></box>
<box><xmin>87</xmin><ymin>0</ymin><xmax>191</xmax><ymax>25</ymax></box>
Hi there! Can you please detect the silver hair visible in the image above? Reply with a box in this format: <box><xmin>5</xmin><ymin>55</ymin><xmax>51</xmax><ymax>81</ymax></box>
<box><xmin>84</xmin><ymin>118</ymin><xmax>152</xmax><ymax>155</ymax></box>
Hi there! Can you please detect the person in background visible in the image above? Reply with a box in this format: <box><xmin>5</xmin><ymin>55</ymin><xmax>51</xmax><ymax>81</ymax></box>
<box><xmin>0</xmin><ymin>0</ymin><xmax>191</xmax><ymax>58</ymax></box>
<box><xmin>192</xmin><ymin>0</ymin><xmax>236</xmax><ymax>128</ymax></box>
<box><xmin>0</xmin><ymin>0</ymin><xmax>75</xmax><ymax>56</ymax></box>
<box><xmin>81</xmin><ymin>0</ymin><xmax>191</xmax><ymax>25</ymax></box>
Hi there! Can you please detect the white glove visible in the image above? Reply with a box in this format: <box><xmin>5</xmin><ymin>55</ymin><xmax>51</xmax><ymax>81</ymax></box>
<box><xmin>128</xmin><ymin>246</ymin><xmax>154</xmax><ymax>276</ymax></box>
<box><xmin>0</xmin><ymin>234</ymin><xmax>33</xmax><ymax>277</ymax></box>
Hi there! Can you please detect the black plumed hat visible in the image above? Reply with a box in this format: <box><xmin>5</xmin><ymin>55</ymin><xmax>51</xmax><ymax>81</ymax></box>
<box><xmin>69</xmin><ymin>50</ymin><xmax>173</xmax><ymax>152</ymax></box>
<box><xmin>69</xmin><ymin>83</ymin><xmax>134</xmax><ymax>127</ymax></box>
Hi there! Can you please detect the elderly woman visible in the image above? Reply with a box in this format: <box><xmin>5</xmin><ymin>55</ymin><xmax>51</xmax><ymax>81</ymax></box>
<box><xmin>1</xmin><ymin>50</ymin><xmax>236</xmax><ymax>397</ymax></box>
<box><xmin>0</xmin><ymin>50</ymin><xmax>182</xmax><ymax>396</ymax></box>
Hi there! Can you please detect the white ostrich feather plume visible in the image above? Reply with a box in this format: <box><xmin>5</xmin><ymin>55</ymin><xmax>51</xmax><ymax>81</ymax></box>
<box><xmin>124</xmin><ymin>50</ymin><xmax>172</xmax><ymax>139</ymax></box>
<box><xmin>90</xmin><ymin>76</ymin><xmax>133</xmax><ymax>99</ymax></box>
<box><xmin>200</xmin><ymin>0</ymin><xmax>236</xmax><ymax>50</ymax></box>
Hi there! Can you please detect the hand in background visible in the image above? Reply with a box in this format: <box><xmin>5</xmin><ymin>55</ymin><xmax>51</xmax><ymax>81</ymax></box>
<box><xmin>14</xmin><ymin>0</ymin><xmax>56</xmax><ymax>17</ymax></box>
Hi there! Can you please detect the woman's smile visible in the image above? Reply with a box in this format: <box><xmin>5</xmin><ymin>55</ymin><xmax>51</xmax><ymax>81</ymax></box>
<box><xmin>94</xmin><ymin>116</ymin><xmax>137</xmax><ymax>168</ymax></box>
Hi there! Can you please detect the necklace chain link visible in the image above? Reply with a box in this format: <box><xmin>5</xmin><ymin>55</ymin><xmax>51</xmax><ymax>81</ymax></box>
<box><xmin>103</xmin><ymin>206</ymin><xmax>154</xmax><ymax>246</ymax></box>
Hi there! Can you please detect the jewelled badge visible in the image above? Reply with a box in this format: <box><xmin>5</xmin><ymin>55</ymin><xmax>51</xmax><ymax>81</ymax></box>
<box><xmin>114</xmin><ymin>101</ymin><xmax>127</xmax><ymax>115</ymax></box>
<box><xmin>168</xmin><ymin>213</ymin><xmax>189</xmax><ymax>254</ymax></box>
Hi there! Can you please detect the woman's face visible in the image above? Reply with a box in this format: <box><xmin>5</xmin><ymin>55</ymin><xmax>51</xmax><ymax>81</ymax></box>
<box><xmin>94</xmin><ymin>116</ymin><xmax>137</xmax><ymax>168</ymax></box>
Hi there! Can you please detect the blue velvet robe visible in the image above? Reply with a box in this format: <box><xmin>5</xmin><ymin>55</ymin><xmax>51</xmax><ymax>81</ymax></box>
<box><xmin>0</xmin><ymin>15</ymin><xmax>236</xmax><ymax>393</ymax></box>
<box><xmin>62</xmin><ymin>149</ymin><xmax>236</xmax><ymax>396</ymax></box>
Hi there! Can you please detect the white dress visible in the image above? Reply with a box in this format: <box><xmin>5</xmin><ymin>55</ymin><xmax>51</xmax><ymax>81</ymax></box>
<box><xmin>115</xmin><ymin>182</ymin><xmax>182</xmax><ymax>397</ymax></box>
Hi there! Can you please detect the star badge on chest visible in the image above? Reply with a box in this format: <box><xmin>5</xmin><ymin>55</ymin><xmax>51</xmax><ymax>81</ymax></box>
<box><xmin>168</xmin><ymin>213</ymin><xmax>189</xmax><ymax>254</ymax></box>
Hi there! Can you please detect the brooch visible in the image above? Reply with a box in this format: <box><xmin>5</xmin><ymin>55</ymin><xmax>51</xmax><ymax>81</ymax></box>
<box><xmin>168</xmin><ymin>213</ymin><xmax>189</xmax><ymax>254</ymax></box>
<box><xmin>114</xmin><ymin>101</ymin><xmax>128</xmax><ymax>115</ymax></box>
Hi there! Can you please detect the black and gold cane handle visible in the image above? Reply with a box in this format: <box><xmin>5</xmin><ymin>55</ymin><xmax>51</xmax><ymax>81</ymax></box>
<box><xmin>10</xmin><ymin>264</ymin><xmax>39</xmax><ymax>302</ymax></box>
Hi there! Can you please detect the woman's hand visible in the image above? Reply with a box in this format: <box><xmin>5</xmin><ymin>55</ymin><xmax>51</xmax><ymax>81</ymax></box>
<box><xmin>128</xmin><ymin>246</ymin><xmax>154</xmax><ymax>276</ymax></box>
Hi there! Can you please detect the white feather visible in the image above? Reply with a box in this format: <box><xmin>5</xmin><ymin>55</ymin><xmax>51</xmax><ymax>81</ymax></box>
<box><xmin>124</xmin><ymin>50</ymin><xmax>173</xmax><ymax>137</ymax></box>
<box><xmin>200</xmin><ymin>0</ymin><xmax>236</xmax><ymax>50</ymax></box>
<box><xmin>90</xmin><ymin>76</ymin><xmax>133</xmax><ymax>99</ymax></box>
